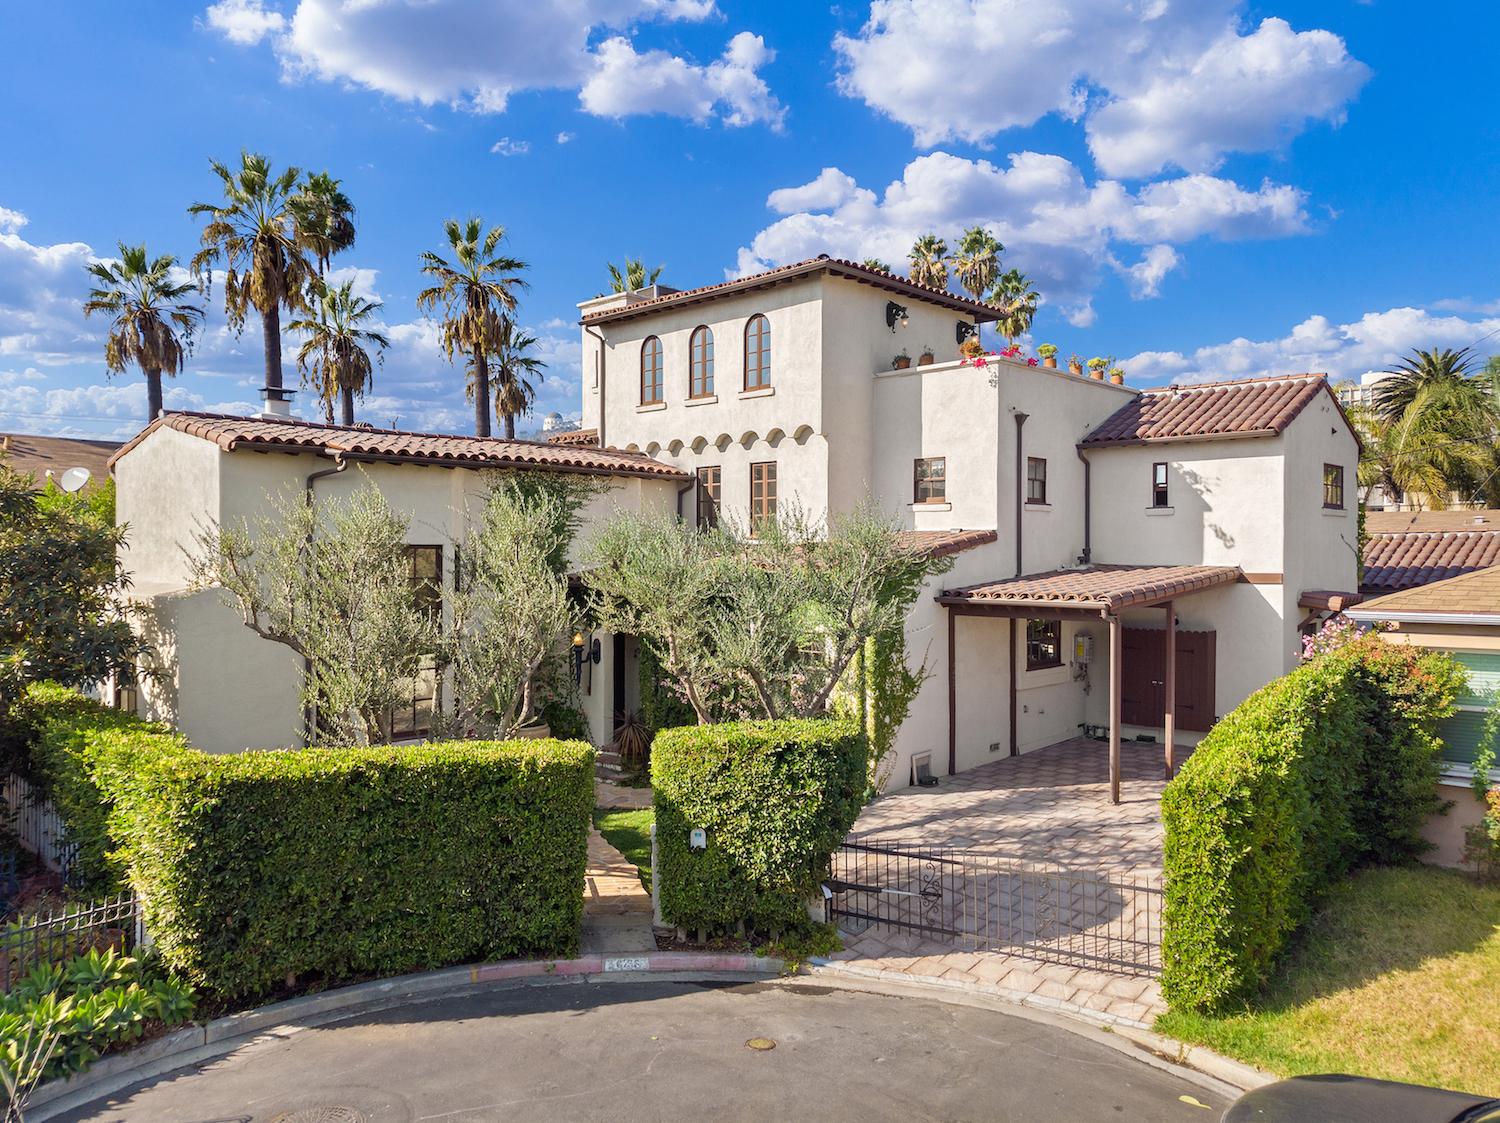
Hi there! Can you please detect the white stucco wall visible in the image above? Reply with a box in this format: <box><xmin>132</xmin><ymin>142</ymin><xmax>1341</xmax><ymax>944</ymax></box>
<box><xmin>115</xmin><ymin>426</ymin><xmax>222</xmax><ymax>597</ymax></box>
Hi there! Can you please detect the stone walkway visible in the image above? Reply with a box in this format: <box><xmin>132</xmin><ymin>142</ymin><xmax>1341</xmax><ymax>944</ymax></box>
<box><xmin>582</xmin><ymin>781</ymin><xmax>655</xmax><ymax>954</ymax></box>
<box><xmin>823</xmin><ymin>738</ymin><xmax>1184</xmax><ymax>1027</ymax></box>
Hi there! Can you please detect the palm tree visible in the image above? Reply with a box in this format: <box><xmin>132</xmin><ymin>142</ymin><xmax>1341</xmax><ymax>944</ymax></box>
<box><xmin>607</xmin><ymin>257</ymin><xmax>662</xmax><ymax>293</ymax></box>
<box><xmin>189</xmin><ymin>152</ymin><xmax>313</xmax><ymax>395</ymax></box>
<box><xmin>418</xmin><ymin>218</ymin><xmax>529</xmax><ymax>438</ymax></box>
<box><xmin>289</xmin><ymin>280</ymin><xmax>389</xmax><ymax>426</ymax></box>
<box><xmin>1372</xmin><ymin>347</ymin><xmax>1482</xmax><ymax>422</ymax></box>
<box><xmin>993</xmin><ymin>268</ymin><xmax>1040</xmax><ymax>343</ymax></box>
<box><xmin>861</xmin><ymin>257</ymin><xmax>893</xmax><ymax>273</ymax></box>
<box><xmin>488</xmin><ymin>317</ymin><xmax>545</xmax><ymax>439</ymax></box>
<box><xmin>950</xmin><ymin>226</ymin><xmax>1003</xmax><ymax>304</ymax></box>
<box><xmin>907</xmin><ymin>234</ymin><xmax>948</xmax><ymax>289</ymax></box>
<box><xmin>291</xmin><ymin>172</ymin><xmax>357</xmax><ymax>277</ymax></box>
<box><xmin>83</xmin><ymin>243</ymin><xmax>204</xmax><ymax>424</ymax></box>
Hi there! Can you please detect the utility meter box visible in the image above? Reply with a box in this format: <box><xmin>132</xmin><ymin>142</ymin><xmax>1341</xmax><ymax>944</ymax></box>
<box><xmin>689</xmin><ymin>827</ymin><xmax>707</xmax><ymax>851</ymax></box>
<box><xmin>1073</xmin><ymin>634</ymin><xmax>1095</xmax><ymax>663</ymax></box>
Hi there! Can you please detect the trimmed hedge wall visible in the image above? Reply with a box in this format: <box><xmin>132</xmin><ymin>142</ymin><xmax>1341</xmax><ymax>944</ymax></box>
<box><xmin>652</xmin><ymin>719</ymin><xmax>867</xmax><ymax>935</ymax></box>
<box><xmin>15</xmin><ymin>688</ymin><xmax>594</xmax><ymax>998</ymax></box>
<box><xmin>1161</xmin><ymin>636</ymin><xmax>1463</xmax><ymax>1012</ymax></box>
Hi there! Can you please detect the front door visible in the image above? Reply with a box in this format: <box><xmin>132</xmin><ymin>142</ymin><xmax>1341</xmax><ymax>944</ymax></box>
<box><xmin>1120</xmin><ymin>628</ymin><xmax>1217</xmax><ymax>732</ymax></box>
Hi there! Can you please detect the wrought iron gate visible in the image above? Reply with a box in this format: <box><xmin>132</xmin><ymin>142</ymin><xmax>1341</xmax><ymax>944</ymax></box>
<box><xmin>826</xmin><ymin>837</ymin><xmax>1163</xmax><ymax>976</ymax></box>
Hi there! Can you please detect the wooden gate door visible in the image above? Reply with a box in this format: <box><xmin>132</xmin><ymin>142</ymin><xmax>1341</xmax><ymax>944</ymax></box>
<box><xmin>1121</xmin><ymin>628</ymin><xmax>1217</xmax><ymax>732</ymax></box>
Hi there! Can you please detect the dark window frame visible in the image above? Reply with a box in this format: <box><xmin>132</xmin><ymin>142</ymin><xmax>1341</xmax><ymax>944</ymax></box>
<box><xmin>750</xmin><ymin>460</ymin><xmax>777</xmax><ymax>533</ymax></box>
<box><xmin>696</xmin><ymin>465</ymin><xmax>721</xmax><ymax>529</ymax></box>
<box><xmin>387</xmin><ymin>544</ymin><xmax>443</xmax><ymax>740</ymax></box>
<box><xmin>1026</xmin><ymin>620</ymin><xmax>1063</xmax><ymax>671</ymax></box>
<box><xmin>689</xmin><ymin>325</ymin><xmax>715</xmax><ymax>399</ymax></box>
<box><xmin>1323</xmin><ymin>463</ymin><xmax>1345</xmax><ymax>510</ymax></box>
<box><xmin>640</xmin><ymin>335</ymin><xmax>664</xmax><ymax>405</ymax></box>
<box><xmin>913</xmin><ymin>456</ymin><xmax>947</xmax><ymax>504</ymax></box>
<box><xmin>1152</xmin><ymin>461</ymin><xmax>1169</xmax><ymax>508</ymax></box>
<box><xmin>1026</xmin><ymin>456</ymin><xmax>1048</xmax><ymax>505</ymax></box>
<box><xmin>744</xmin><ymin>314</ymin><xmax>771</xmax><ymax>391</ymax></box>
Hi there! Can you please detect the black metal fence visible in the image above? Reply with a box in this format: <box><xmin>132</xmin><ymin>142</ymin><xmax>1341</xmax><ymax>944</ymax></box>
<box><xmin>827</xmin><ymin>837</ymin><xmax>1163</xmax><ymax>976</ymax></box>
<box><xmin>0</xmin><ymin>892</ymin><xmax>143</xmax><ymax>991</ymax></box>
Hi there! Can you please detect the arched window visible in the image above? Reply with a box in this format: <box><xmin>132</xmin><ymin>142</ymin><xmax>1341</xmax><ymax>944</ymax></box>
<box><xmin>641</xmin><ymin>336</ymin><xmax>663</xmax><ymax>405</ymax></box>
<box><xmin>744</xmin><ymin>314</ymin><xmax>771</xmax><ymax>391</ymax></box>
<box><xmin>690</xmin><ymin>325</ymin><xmax>715</xmax><ymax>398</ymax></box>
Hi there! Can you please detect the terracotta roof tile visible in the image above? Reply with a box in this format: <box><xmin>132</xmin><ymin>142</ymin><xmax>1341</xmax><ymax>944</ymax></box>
<box><xmin>579</xmin><ymin>256</ymin><xmax>1004</xmax><ymax>326</ymax></box>
<box><xmin>1</xmin><ymin>433</ymin><xmax>119</xmax><ymax>490</ymax></box>
<box><xmin>940</xmin><ymin>564</ymin><xmax>1242</xmax><ymax>612</ymax></box>
<box><xmin>1365</xmin><ymin>508</ymin><xmax>1500</xmax><ymax>534</ymax></box>
<box><xmin>1361</xmin><ymin>529</ymin><xmax>1500</xmax><ymax>594</ymax></box>
<box><xmin>108</xmin><ymin>412</ymin><xmax>689</xmax><ymax>482</ymax></box>
<box><xmin>1352</xmin><ymin>566</ymin><xmax>1500</xmax><ymax>618</ymax></box>
<box><xmin>1081</xmin><ymin>374</ymin><xmax>1339</xmax><ymax>447</ymax></box>
<box><xmin>545</xmin><ymin>427</ymin><xmax>599</xmax><ymax>447</ymax></box>
<box><xmin>895</xmin><ymin>529</ymin><xmax>998</xmax><ymax>559</ymax></box>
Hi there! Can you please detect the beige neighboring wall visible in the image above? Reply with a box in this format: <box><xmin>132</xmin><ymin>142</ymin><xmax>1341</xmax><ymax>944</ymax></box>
<box><xmin>115</xmin><ymin>425</ymin><xmax>222</xmax><ymax>596</ymax></box>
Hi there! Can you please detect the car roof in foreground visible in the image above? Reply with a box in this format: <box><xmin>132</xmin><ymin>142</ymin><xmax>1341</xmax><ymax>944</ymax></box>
<box><xmin>1224</xmin><ymin>1075</ymin><xmax>1500</xmax><ymax>1123</ymax></box>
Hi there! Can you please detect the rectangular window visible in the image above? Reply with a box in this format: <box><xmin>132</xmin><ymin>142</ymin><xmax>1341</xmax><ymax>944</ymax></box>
<box><xmin>1323</xmin><ymin>463</ymin><xmax>1345</xmax><ymax>509</ymax></box>
<box><xmin>1026</xmin><ymin>620</ymin><xmax>1062</xmax><ymax>670</ymax></box>
<box><xmin>388</xmin><ymin>545</ymin><xmax>442</xmax><ymax>739</ymax></box>
<box><xmin>1152</xmin><ymin>462</ymin><xmax>1169</xmax><ymax>508</ymax></box>
<box><xmin>913</xmin><ymin>456</ymin><xmax>947</xmax><ymax>504</ymax></box>
<box><xmin>750</xmin><ymin>461</ymin><xmax>777</xmax><ymax>532</ymax></box>
<box><xmin>696</xmin><ymin>465</ymin><xmax>721</xmax><ymax>529</ymax></box>
<box><xmin>1026</xmin><ymin>456</ymin><xmax>1047</xmax><ymax>505</ymax></box>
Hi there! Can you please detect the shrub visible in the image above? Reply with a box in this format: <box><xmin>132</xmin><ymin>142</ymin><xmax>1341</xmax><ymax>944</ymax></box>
<box><xmin>17</xmin><ymin>689</ymin><xmax>594</xmax><ymax>999</ymax></box>
<box><xmin>652</xmin><ymin>719</ymin><xmax>867</xmax><ymax>936</ymax></box>
<box><xmin>1161</xmin><ymin>635</ymin><xmax>1463</xmax><ymax>1012</ymax></box>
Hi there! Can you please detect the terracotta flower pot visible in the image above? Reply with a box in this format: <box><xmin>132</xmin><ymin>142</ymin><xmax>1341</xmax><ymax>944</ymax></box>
<box><xmin>1069</xmin><ymin>362</ymin><xmax>1083</xmax><ymax>376</ymax></box>
<box><xmin>1090</xmin><ymin>368</ymin><xmax>1105</xmax><ymax>380</ymax></box>
<box><xmin>918</xmin><ymin>352</ymin><xmax>935</xmax><ymax>366</ymax></box>
<box><xmin>1109</xmin><ymin>372</ymin><xmax>1124</xmax><ymax>385</ymax></box>
<box><xmin>1043</xmin><ymin>356</ymin><xmax>1058</xmax><ymax>368</ymax></box>
<box><xmin>893</xmin><ymin>356</ymin><xmax>911</xmax><ymax>370</ymax></box>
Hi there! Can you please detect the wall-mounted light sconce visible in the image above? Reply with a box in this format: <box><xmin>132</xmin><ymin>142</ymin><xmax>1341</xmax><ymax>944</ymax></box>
<box><xmin>886</xmin><ymin>301</ymin><xmax>910</xmax><ymax>332</ymax></box>
<box><xmin>955</xmin><ymin>320</ymin><xmax>978</xmax><ymax>346</ymax></box>
<box><xmin>572</xmin><ymin>631</ymin><xmax>602</xmax><ymax>684</ymax></box>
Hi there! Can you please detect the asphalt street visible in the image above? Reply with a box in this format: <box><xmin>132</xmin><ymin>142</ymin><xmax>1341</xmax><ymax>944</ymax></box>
<box><xmin>58</xmin><ymin>979</ymin><xmax>1229</xmax><ymax>1122</ymax></box>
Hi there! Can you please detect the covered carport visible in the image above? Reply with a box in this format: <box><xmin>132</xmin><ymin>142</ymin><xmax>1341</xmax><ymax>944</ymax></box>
<box><xmin>937</xmin><ymin>564</ymin><xmax>1243</xmax><ymax>803</ymax></box>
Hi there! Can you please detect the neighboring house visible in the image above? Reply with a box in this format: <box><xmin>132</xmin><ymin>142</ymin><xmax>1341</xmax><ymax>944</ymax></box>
<box><xmin>1362</xmin><ymin>509</ymin><xmax>1500</xmax><ymax>595</ymax></box>
<box><xmin>110</xmin><ymin>412</ymin><xmax>688</xmax><ymax>754</ymax></box>
<box><xmin>1348</xmin><ymin>568</ymin><xmax>1500</xmax><ymax>866</ymax></box>
<box><xmin>573</xmin><ymin>257</ymin><xmax>1361</xmax><ymax>797</ymax></box>
<box><xmin>0</xmin><ymin>432</ymin><xmax>119</xmax><ymax>491</ymax></box>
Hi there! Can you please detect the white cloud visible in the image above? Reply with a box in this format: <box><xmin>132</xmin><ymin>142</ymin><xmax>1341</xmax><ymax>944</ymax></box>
<box><xmin>1129</xmin><ymin>306</ymin><xmax>1500</xmax><ymax>386</ymax></box>
<box><xmin>0</xmin><ymin>207</ymin><xmax>26</xmax><ymax>234</ymax></box>
<box><xmin>1118</xmin><ymin>245</ymin><xmax>1180</xmax><ymax>299</ymax></box>
<box><xmin>201</xmin><ymin>0</ymin><xmax>286</xmax><ymax>45</ymax></box>
<box><xmin>833</xmin><ymin>1</ymin><xmax>1368</xmax><ymax>177</ymax></box>
<box><xmin>737</xmin><ymin>151</ymin><xmax>1310</xmax><ymax>316</ymax></box>
<box><xmin>202</xmin><ymin>0</ymin><xmax>777</xmax><ymax>128</ymax></box>
<box><xmin>556</xmin><ymin>131</ymin><xmax>575</xmax><ymax>145</ymax></box>
<box><xmin>579</xmin><ymin>32</ymin><xmax>783</xmax><ymax>128</ymax></box>
<box><xmin>489</xmin><ymin>137</ymin><xmax>530</xmax><ymax>156</ymax></box>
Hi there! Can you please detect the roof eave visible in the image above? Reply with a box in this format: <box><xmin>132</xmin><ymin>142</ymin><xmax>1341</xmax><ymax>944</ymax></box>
<box><xmin>1080</xmin><ymin>427</ymin><xmax>1281</xmax><ymax>451</ymax></box>
<box><xmin>1347</xmin><ymin>608</ymin><xmax>1500</xmax><ymax>626</ymax></box>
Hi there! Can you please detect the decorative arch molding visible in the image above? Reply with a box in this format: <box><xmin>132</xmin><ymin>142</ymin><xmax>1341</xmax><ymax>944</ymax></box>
<box><xmin>645</xmin><ymin>441</ymin><xmax>661</xmax><ymax>456</ymax></box>
<box><xmin>765</xmin><ymin>427</ymin><xmax>786</xmax><ymax>448</ymax></box>
<box><xmin>738</xmin><ymin>430</ymin><xmax>759</xmax><ymax>449</ymax></box>
<box><xmin>690</xmin><ymin>436</ymin><xmax>709</xmax><ymax>453</ymax></box>
<box><xmin>792</xmin><ymin>425</ymin><xmax>815</xmax><ymax>445</ymax></box>
<box><xmin>667</xmin><ymin>439</ymin><xmax>684</xmax><ymax>455</ymax></box>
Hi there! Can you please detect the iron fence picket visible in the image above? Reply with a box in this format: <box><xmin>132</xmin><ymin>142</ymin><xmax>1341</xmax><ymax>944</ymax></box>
<box><xmin>0</xmin><ymin>892</ymin><xmax>141</xmax><ymax>991</ymax></box>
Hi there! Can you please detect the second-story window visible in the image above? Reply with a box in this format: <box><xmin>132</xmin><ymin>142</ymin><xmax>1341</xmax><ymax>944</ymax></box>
<box><xmin>641</xmin><ymin>336</ymin><xmax>663</xmax><ymax>404</ymax></box>
<box><xmin>1152</xmin><ymin>462</ymin><xmax>1169</xmax><ymax>508</ymax></box>
<box><xmin>387</xmin><ymin>545</ymin><xmax>442</xmax><ymax>740</ymax></box>
<box><xmin>744</xmin><ymin>314</ymin><xmax>771</xmax><ymax>391</ymax></box>
<box><xmin>696</xmin><ymin>466</ymin><xmax>721</xmax><ymax>529</ymax></box>
<box><xmin>1324</xmin><ymin>463</ymin><xmax>1345</xmax><ymax>509</ymax></box>
<box><xmin>914</xmin><ymin>457</ymin><xmax>946</xmax><ymax>504</ymax></box>
<box><xmin>1026</xmin><ymin>456</ymin><xmax>1048</xmax><ymax>505</ymax></box>
<box><xmin>690</xmin><ymin>325</ymin><xmax>715</xmax><ymax>398</ymax></box>
<box><xmin>750</xmin><ymin>461</ymin><xmax>777</xmax><ymax>532</ymax></box>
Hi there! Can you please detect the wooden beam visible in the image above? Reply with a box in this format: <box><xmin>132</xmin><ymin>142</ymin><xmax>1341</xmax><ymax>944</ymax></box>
<box><xmin>1163</xmin><ymin>600</ymin><xmax>1177</xmax><ymax>781</ymax></box>
<box><xmin>1109</xmin><ymin>613</ymin><xmax>1122</xmax><ymax>805</ymax></box>
<box><xmin>947</xmin><ymin>607</ymin><xmax>956</xmax><ymax>776</ymax></box>
<box><xmin>939</xmin><ymin>602</ymin><xmax>1107</xmax><ymax>623</ymax></box>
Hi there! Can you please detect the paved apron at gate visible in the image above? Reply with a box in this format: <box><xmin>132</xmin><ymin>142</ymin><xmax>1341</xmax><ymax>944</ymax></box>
<box><xmin>824</xmin><ymin>738</ymin><xmax>1183</xmax><ymax>1027</ymax></box>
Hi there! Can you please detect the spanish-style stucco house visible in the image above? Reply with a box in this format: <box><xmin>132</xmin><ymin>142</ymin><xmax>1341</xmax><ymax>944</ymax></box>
<box><xmin>113</xmin><ymin>256</ymin><xmax>1360</xmax><ymax>799</ymax></box>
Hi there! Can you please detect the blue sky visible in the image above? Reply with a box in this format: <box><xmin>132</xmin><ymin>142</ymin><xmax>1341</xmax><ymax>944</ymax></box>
<box><xmin>2</xmin><ymin>0</ymin><xmax>1497</xmax><ymax>440</ymax></box>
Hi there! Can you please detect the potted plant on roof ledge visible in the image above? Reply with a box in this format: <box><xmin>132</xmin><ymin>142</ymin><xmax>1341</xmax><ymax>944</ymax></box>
<box><xmin>1087</xmin><ymin>356</ymin><xmax>1108</xmax><ymax>381</ymax></box>
<box><xmin>1109</xmin><ymin>366</ymin><xmax>1126</xmax><ymax>385</ymax></box>
<box><xmin>1037</xmin><ymin>343</ymin><xmax>1059</xmax><ymax>369</ymax></box>
<box><xmin>918</xmin><ymin>345</ymin><xmax>936</xmax><ymax>366</ymax></box>
<box><xmin>893</xmin><ymin>348</ymin><xmax>911</xmax><ymax>370</ymax></box>
<box><xmin>1068</xmin><ymin>353</ymin><xmax>1084</xmax><ymax>376</ymax></box>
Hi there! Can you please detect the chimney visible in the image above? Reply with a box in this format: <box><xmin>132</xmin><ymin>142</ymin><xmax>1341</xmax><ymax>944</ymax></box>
<box><xmin>0</xmin><ymin>435</ymin><xmax>10</xmax><ymax>452</ymax></box>
<box><xmin>259</xmin><ymin>387</ymin><xmax>295</xmax><ymax>420</ymax></box>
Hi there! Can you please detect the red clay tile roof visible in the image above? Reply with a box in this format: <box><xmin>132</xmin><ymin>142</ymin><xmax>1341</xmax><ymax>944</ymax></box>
<box><xmin>939</xmin><ymin>564</ymin><xmax>1242</xmax><ymax>612</ymax></box>
<box><xmin>896</xmin><ymin>529</ymin><xmax>998</xmax><ymax>559</ymax></box>
<box><xmin>1361</xmin><ymin>529</ymin><xmax>1500</xmax><ymax>594</ymax></box>
<box><xmin>545</xmin><ymin>427</ymin><xmax>599</xmax><ymax>447</ymax></box>
<box><xmin>108</xmin><ymin>412</ymin><xmax>690</xmax><ymax>482</ymax></box>
<box><xmin>1</xmin><ymin>433</ymin><xmax>120</xmax><ymax>490</ymax></box>
<box><xmin>1298</xmin><ymin>589</ymin><xmax>1362</xmax><ymax>612</ymax></box>
<box><xmin>1365</xmin><ymin>508</ymin><xmax>1500</xmax><ymax>534</ymax></box>
<box><xmin>579</xmin><ymin>256</ymin><xmax>1004</xmax><ymax>326</ymax></box>
<box><xmin>1081</xmin><ymin>374</ymin><xmax>1341</xmax><ymax>448</ymax></box>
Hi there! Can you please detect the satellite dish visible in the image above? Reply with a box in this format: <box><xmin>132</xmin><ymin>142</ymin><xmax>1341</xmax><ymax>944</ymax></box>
<box><xmin>59</xmin><ymin>467</ymin><xmax>91</xmax><ymax>494</ymax></box>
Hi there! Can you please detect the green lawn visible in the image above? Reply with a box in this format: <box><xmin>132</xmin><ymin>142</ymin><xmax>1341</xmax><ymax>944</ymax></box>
<box><xmin>1156</xmin><ymin>865</ymin><xmax>1500</xmax><ymax>1096</ymax></box>
<box><xmin>593</xmin><ymin>808</ymin><xmax>653</xmax><ymax>892</ymax></box>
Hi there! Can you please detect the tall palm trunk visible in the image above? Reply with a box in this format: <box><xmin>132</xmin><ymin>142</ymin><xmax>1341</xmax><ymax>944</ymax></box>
<box><xmin>473</xmin><ymin>351</ymin><xmax>491</xmax><ymax>438</ymax></box>
<box><xmin>341</xmin><ymin>386</ymin><xmax>355</xmax><ymax>426</ymax></box>
<box><xmin>145</xmin><ymin>367</ymin><xmax>164</xmax><ymax>424</ymax></box>
<box><xmin>262</xmin><ymin>304</ymin><xmax>285</xmax><ymax>390</ymax></box>
<box><xmin>503</xmin><ymin>409</ymin><xmax>515</xmax><ymax>440</ymax></box>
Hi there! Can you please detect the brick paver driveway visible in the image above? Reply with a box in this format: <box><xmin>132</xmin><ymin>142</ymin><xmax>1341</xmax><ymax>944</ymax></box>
<box><xmin>823</xmin><ymin>738</ymin><xmax>1184</xmax><ymax>1027</ymax></box>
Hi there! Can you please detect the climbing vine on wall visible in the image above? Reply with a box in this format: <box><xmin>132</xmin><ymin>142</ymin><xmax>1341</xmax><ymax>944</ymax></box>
<box><xmin>835</xmin><ymin>625</ymin><xmax>928</xmax><ymax>796</ymax></box>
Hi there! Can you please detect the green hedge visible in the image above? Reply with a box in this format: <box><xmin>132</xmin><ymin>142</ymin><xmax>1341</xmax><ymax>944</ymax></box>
<box><xmin>1161</xmin><ymin>636</ymin><xmax>1463</xmax><ymax>1012</ymax></box>
<box><xmin>652</xmin><ymin>719</ymin><xmax>867</xmax><ymax>935</ymax></box>
<box><xmin>16</xmin><ymin>688</ymin><xmax>594</xmax><ymax>998</ymax></box>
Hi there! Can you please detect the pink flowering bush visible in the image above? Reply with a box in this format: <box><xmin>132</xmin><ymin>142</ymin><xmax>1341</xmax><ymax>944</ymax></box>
<box><xmin>1299</xmin><ymin>615</ymin><xmax>1389</xmax><ymax>661</ymax></box>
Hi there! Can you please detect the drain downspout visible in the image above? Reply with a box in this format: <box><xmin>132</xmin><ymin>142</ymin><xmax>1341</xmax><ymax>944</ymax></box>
<box><xmin>1076</xmin><ymin>446</ymin><xmax>1092</xmax><ymax>566</ymax></box>
<box><xmin>1011</xmin><ymin>411</ymin><xmax>1029</xmax><ymax>757</ymax></box>
<box><xmin>303</xmin><ymin>456</ymin><xmax>349</xmax><ymax>745</ymax></box>
<box><xmin>584</xmin><ymin>325</ymin><xmax>608</xmax><ymax>449</ymax></box>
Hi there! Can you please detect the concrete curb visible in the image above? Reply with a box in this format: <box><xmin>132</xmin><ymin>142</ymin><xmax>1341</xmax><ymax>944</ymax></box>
<box><xmin>801</xmin><ymin>959</ymin><xmax>1274</xmax><ymax>1097</ymax></box>
<box><xmin>26</xmin><ymin>951</ymin><xmax>786</xmax><ymax>1121</ymax></box>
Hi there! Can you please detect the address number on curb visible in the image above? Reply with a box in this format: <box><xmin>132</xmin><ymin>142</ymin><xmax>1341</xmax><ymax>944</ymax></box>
<box><xmin>604</xmin><ymin>956</ymin><xmax>651</xmax><ymax>972</ymax></box>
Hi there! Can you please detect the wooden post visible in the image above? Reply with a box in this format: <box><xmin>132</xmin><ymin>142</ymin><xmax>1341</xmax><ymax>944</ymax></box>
<box><xmin>1109</xmin><ymin>612</ymin><xmax>1122</xmax><ymax>804</ymax></box>
<box><xmin>1163</xmin><ymin>601</ymin><xmax>1177</xmax><ymax>781</ymax></box>
<box><xmin>947</xmin><ymin>608</ymin><xmax>956</xmax><ymax>776</ymax></box>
